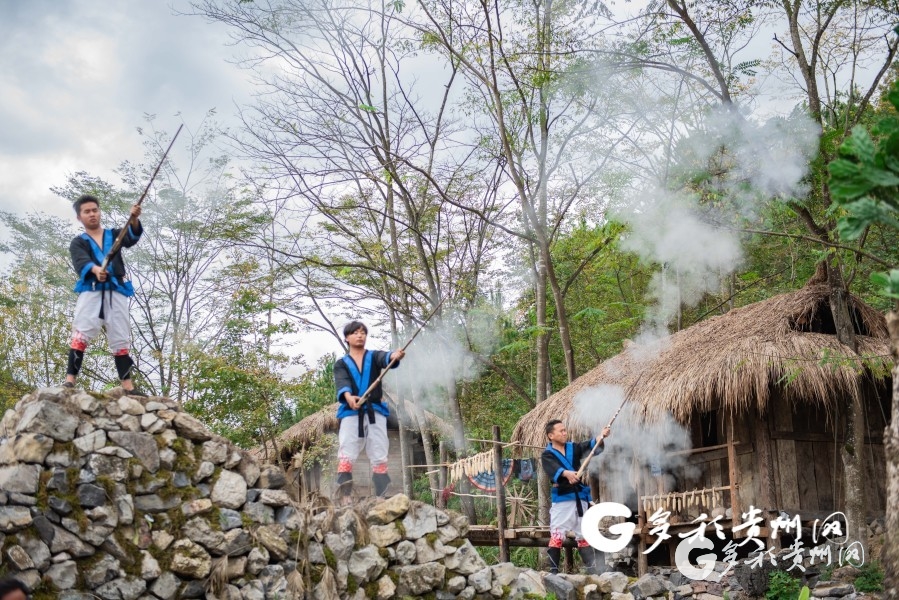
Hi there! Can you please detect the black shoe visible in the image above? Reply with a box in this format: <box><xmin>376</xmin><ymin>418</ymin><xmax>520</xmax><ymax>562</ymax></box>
<box><xmin>123</xmin><ymin>388</ymin><xmax>147</xmax><ymax>397</ymax></box>
<box><xmin>61</xmin><ymin>381</ymin><xmax>75</xmax><ymax>389</ymax></box>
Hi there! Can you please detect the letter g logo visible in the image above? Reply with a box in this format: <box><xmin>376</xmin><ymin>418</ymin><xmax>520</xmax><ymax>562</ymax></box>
<box><xmin>582</xmin><ymin>502</ymin><xmax>636</xmax><ymax>553</ymax></box>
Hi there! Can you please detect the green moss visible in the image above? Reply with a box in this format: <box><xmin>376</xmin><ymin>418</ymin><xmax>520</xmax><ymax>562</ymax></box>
<box><xmin>170</xmin><ymin>438</ymin><xmax>200</xmax><ymax>475</ymax></box>
<box><xmin>377</xmin><ymin>547</ymin><xmax>389</xmax><ymax>560</ymax></box>
<box><xmin>96</xmin><ymin>475</ymin><xmax>117</xmax><ymax>497</ymax></box>
<box><xmin>207</xmin><ymin>506</ymin><xmax>223</xmax><ymax>531</ymax></box>
<box><xmin>323</xmin><ymin>546</ymin><xmax>337</xmax><ymax>570</ymax></box>
<box><xmin>388</xmin><ymin>570</ymin><xmax>399</xmax><ymax>585</ymax></box>
<box><xmin>364</xmin><ymin>581</ymin><xmax>380</xmax><ymax>597</ymax></box>
<box><xmin>30</xmin><ymin>582</ymin><xmax>60</xmax><ymax>600</ymax></box>
<box><xmin>65</xmin><ymin>467</ymin><xmax>79</xmax><ymax>491</ymax></box>
<box><xmin>210</xmin><ymin>465</ymin><xmax>223</xmax><ymax>486</ymax></box>
<box><xmin>346</xmin><ymin>573</ymin><xmax>358</xmax><ymax>595</ymax></box>
<box><xmin>310</xmin><ymin>564</ymin><xmax>325</xmax><ymax>585</ymax></box>
<box><xmin>35</xmin><ymin>470</ymin><xmax>52</xmax><ymax>511</ymax></box>
<box><xmin>51</xmin><ymin>440</ymin><xmax>76</xmax><ymax>459</ymax></box>
<box><xmin>241</xmin><ymin>513</ymin><xmax>254</xmax><ymax>529</ymax></box>
<box><xmin>447</xmin><ymin>538</ymin><xmax>465</xmax><ymax>548</ymax></box>
<box><xmin>113</xmin><ymin>529</ymin><xmax>145</xmax><ymax>578</ymax></box>
<box><xmin>170</xmin><ymin>437</ymin><xmax>190</xmax><ymax>454</ymax></box>
<box><xmin>154</xmin><ymin>434</ymin><xmax>168</xmax><ymax>449</ymax></box>
<box><xmin>395</xmin><ymin>521</ymin><xmax>406</xmax><ymax>538</ymax></box>
<box><xmin>425</xmin><ymin>532</ymin><xmax>439</xmax><ymax>546</ymax></box>
<box><xmin>167</xmin><ymin>506</ymin><xmax>187</xmax><ymax>532</ymax></box>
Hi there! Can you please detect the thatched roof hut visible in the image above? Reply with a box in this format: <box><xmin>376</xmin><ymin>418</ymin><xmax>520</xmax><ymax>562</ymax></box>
<box><xmin>512</xmin><ymin>277</ymin><xmax>890</xmax><ymax>450</ymax></box>
<box><xmin>512</xmin><ymin>274</ymin><xmax>891</xmax><ymax>570</ymax></box>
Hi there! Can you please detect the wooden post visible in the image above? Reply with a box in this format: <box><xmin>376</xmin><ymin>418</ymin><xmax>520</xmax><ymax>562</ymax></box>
<box><xmin>438</xmin><ymin>441</ymin><xmax>448</xmax><ymax>510</ymax></box>
<box><xmin>493</xmin><ymin>425</ymin><xmax>509</xmax><ymax>563</ymax></box>
<box><xmin>727</xmin><ymin>414</ymin><xmax>742</xmax><ymax>526</ymax></box>
<box><xmin>755</xmin><ymin>411</ymin><xmax>781</xmax><ymax>550</ymax></box>
<box><xmin>636</xmin><ymin>462</ymin><xmax>648</xmax><ymax>576</ymax></box>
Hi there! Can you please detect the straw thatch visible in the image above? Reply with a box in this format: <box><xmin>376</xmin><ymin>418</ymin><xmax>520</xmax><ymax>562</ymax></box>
<box><xmin>511</xmin><ymin>278</ymin><xmax>891</xmax><ymax>450</ymax></box>
<box><xmin>251</xmin><ymin>397</ymin><xmax>454</xmax><ymax>464</ymax></box>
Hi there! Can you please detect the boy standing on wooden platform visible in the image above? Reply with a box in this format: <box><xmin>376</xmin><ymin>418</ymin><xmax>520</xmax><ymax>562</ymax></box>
<box><xmin>541</xmin><ymin>419</ymin><xmax>611</xmax><ymax>574</ymax></box>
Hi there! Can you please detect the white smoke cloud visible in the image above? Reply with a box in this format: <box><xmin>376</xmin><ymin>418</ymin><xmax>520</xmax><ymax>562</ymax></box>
<box><xmin>580</xmin><ymin>106</ymin><xmax>820</xmax><ymax>501</ymax></box>
<box><xmin>383</xmin><ymin>309</ymin><xmax>499</xmax><ymax>417</ymax></box>
<box><xmin>676</xmin><ymin>106</ymin><xmax>820</xmax><ymax>202</ymax></box>
<box><xmin>571</xmin><ymin>383</ymin><xmax>697</xmax><ymax>508</ymax></box>
<box><xmin>613</xmin><ymin>106</ymin><xmax>819</xmax><ymax>340</ymax></box>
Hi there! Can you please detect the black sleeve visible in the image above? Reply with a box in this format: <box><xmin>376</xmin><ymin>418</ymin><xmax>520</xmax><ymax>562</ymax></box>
<box><xmin>574</xmin><ymin>438</ymin><xmax>600</xmax><ymax>466</ymax></box>
<box><xmin>372</xmin><ymin>350</ymin><xmax>399</xmax><ymax>370</ymax></box>
<box><xmin>70</xmin><ymin>237</ymin><xmax>96</xmax><ymax>279</ymax></box>
<box><xmin>334</xmin><ymin>360</ymin><xmax>354</xmax><ymax>404</ymax></box>
<box><xmin>120</xmin><ymin>220</ymin><xmax>143</xmax><ymax>248</ymax></box>
<box><xmin>541</xmin><ymin>449</ymin><xmax>564</xmax><ymax>484</ymax></box>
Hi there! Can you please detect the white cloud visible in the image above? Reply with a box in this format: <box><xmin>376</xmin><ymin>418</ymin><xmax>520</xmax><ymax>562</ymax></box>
<box><xmin>0</xmin><ymin>0</ymin><xmax>253</xmax><ymax>216</ymax></box>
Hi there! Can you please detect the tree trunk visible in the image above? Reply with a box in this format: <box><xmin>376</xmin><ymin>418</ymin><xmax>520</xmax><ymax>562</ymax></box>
<box><xmin>445</xmin><ymin>349</ymin><xmax>476</xmax><ymax>522</ymax></box>
<box><xmin>826</xmin><ymin>262</ymin><xmax>868</xmax><ymax>556</ymax></box>
<box><xmin>396</xmin><ymin>398</ymin><xmax>415</xmax><ymax>499</ymax></box>
<box><xmin>411</xmin><ymin>399</ymin><xmax>439</xmax><ymax>508</ymax></box>
<box><xmin>883</xmin><ymin>310</ymin><xmax>899</xmax><ymax>596</ymax></box>
<box><xmin>535</xmin><ymin>254</ymin><xmax>550</xmax><ymax>404</ymax></box>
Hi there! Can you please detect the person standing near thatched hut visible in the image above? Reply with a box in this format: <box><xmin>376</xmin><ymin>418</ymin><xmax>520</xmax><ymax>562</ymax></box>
<box><xmin>333</xmin><ymin>321</ymin><xmax>405</xmax><ymax>501</ymax></box>
<box><xmin>542</xmin><ymin>419</ymin><xmax>611</xmax><ymax>574</ymax></box>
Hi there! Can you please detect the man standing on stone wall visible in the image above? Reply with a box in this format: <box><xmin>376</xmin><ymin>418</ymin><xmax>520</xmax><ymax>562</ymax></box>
<box><xmin>63</xmin><ymin>194</ymin><xmax>145</xmax><ymax>396</ymax></box>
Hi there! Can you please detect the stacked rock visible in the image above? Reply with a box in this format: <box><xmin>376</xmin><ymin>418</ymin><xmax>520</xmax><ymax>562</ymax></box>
<box><xmin>0</xmin><ymin>387</ymin><xmax>300</xmax><ymax>600</ymax></box>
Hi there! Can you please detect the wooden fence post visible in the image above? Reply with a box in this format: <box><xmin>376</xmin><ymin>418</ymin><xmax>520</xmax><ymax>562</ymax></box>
<box><xmin>438</xmin><ymin>441</ymin><xmax>447</xmax><ymax>509</ymax></box>
<box><xmin>493</xmin><ymin>425</ymin><xmax>509</xmax><ymax>562</ymax></box>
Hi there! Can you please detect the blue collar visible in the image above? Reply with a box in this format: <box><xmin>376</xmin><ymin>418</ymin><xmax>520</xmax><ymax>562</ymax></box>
<box><xmin>81</xmin><ymin>230</ymin><xmax>113</xmax><ymax>265</ymax></box>
<box><xmin>342</xmin><ymin>351</ymin><xmax>373</xmax><ymax>394</ymax></box>
<box><xmin>547</xmin><ymin>442</ymin><xmax>575</xmax><ymax>471</ymax></box>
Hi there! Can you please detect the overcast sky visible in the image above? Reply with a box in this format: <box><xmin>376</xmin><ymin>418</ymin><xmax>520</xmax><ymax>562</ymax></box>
<box><xmin>0</xmin><ymin>1</ymin><xmax>250</xmax><ymax>219</ymax></box>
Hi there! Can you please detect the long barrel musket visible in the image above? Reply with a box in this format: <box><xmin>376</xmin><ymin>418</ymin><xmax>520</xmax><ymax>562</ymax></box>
<box><xmin>357</xmin><ymin>295</ymin><xmax>449</xmax><ymax>407</ymax></box>
<box><xmin>100</xmin><ymin>124</ymin><xmax>184</xmax><ymax>270</ymax></box>
<box><xmin>575</xmin><ymin>372</ymin><xmax>645</xmax><ymax>481</ymax></box>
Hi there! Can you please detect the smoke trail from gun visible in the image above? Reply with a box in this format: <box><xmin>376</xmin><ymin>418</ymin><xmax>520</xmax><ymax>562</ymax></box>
<box><xmin>573</xmin><ymin>106</ymin><xmax>820</xmax><ymax>502</ymax></box>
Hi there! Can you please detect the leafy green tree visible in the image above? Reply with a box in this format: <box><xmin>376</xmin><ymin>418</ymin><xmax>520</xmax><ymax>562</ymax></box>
<box><xmin>184</xmin><ymin>287</ymin><xmax>303</xmax><ymax>449</ymax></box>
<box><xmin>828</xmin><ymin>77</ymin><xmax>899</xmax><ymax>595</ymax></box>
<box><xmin>0</xmin><ymin>209</ymin><xmax>114</xmax><ymax>390</ymax></box>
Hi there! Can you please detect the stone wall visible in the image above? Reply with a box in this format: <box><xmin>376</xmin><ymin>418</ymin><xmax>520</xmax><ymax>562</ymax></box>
<box><xmin>0</xmin><ymin>388</ymin><xmax>884</xmax><ymax>600</ymax></box>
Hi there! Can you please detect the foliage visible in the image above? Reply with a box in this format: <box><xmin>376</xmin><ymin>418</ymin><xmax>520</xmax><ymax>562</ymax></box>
<box><xmin>183</xmin><ymin>287</ymin><xmax>302</xmax><ymax>448</ymax></box>
<box><xmin>829</xmin><ymin>78</ymin><xmax>899</xmax><ymax>299</ymax></box>
<box><xmin>854</xmin><ymin>560</ymin><xmax>884</xmax><ymax>592</ymax></box>
<box><xmin>765</xmin><ymin>570</ymin><xmax>801</xmax><ymax>600</ymax></box>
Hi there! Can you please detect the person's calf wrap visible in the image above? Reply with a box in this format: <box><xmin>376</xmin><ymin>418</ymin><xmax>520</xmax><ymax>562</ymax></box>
<box><xmin>336</xmin><ymin>472</ymin><xmax>353</xmax><ymax>496</ymax></box>
<box><xmin>67</xmin><ymin>348</ymin><xmax>85</xmax><ymax>377</ymax></box>
<box><xmin>547</xmin><ymin>547</ymin><xmax>562</xmax><ymax>575</ymax></box>
<box><xmin>578</xmin><ymin>545</ymin><xmax>596</xmax><ymax>571</ymax></box>
<box><xmin>373</xmin><ymin>473</ymin><xmax>390</xmax><ymax>497</ymax></box>
<box><xmin>114</xmin><ymin>353</ymin><xmax>135</xmax><ymax>381</ymax></box>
